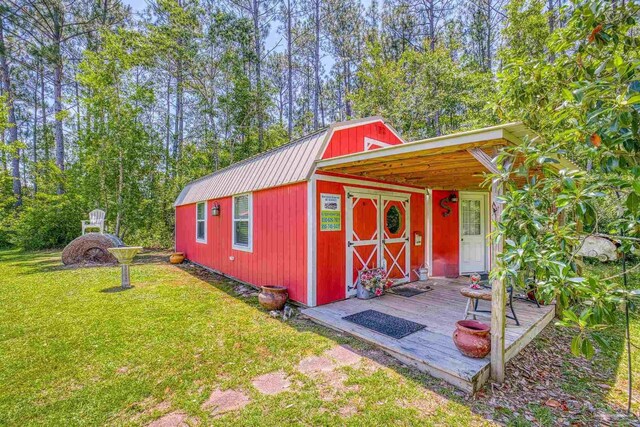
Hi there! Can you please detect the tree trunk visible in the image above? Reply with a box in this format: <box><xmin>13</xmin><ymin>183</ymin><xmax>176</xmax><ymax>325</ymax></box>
<box><xmin>165</xmin><ymin>74</ymin><xmax>171</xmax><ymax>174</ymax></box>
<box><xmin>313</xmin><ymin>0</ymin><xmax>321</xmax><ymax>129</ymax></box>
<box><xmin>54</xmin><ymin>56</ymin><xmax>64</xmax><ymax>184</ymax></box>
<box><xmin>547</xmin><ymin>0</ymin><xmax>556</xmax><ymax>62</ymax></box>
<box><xmin>486</xmin><ymin>0</ymin><xmax>492</xmax><ymax>71</ymax></box>
<box><xmin>173</xmin><ymin>61</ymin><xmax>183</xmax><ymax>164</ymax></box>
<box><xmin>40</xmin><ymin>59</ymin><xmax>48</xmax><ymax>162</ymax></box>
<box><xmin>286</xmin><ymin>0</ymin><xmax>293</xmax><ymax>138</ymax></box>
<box><xmin>115</xmin><ymin>150</ymin><xmax>124</xmax><ymax>237</ymax></box>
<box><xmin>547</xmin><ymin>0</ymin><xmax>555</xmax><ymax>32</ymax></box>
<box><xmin>428</xmin><ymin>0</ymin><xmax>435</xmax><ymax>51</ymax></box>
<box><xmin>74</xmin><ymin>67</ymin><xmax>81</xmax><ymax>134</ymax></box>
<box><xmin>253</xmin><ymin>0</ymin><xmax>264</xmax><ymax>149</ymax></box>
<box><xmin>0</xmin><ymin>17</ymin><xmax>22</xmax><ymax>206</ymax></box>
<box><xmin>52</xmin><ymin>6</ymin><xmax>65</xmax><ymax>194</ymax></box>
<box><xmin>33</xmin><ymin>64</ymin><xmax>39</xmax><ymax>194</ymax></box>
<box><xmin>343</xmin><ymin>62</ymin><xmax>352</xmax><ymax>118</ymax></box>
<box><xmin>0</xmin><ymin>83</ymin><xmax>5</xmax><ymax>171</ymax></box>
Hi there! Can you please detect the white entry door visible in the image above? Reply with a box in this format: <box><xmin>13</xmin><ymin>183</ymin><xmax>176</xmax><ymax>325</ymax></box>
<box><xmin>459</xmin><ymin>193</ymin><xmax>486</xmax><ymax>273</ymax></box>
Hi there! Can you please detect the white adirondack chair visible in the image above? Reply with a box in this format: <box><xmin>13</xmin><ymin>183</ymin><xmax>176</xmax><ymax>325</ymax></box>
<box><xmin>82</xmin><ymin>209</ymin><xmax>106</xmax><ymax>235</ymax></box>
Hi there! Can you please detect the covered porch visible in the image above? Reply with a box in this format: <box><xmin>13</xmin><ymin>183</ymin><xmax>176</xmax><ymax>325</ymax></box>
<box><xmin>302</xmin><ymin>279</ymin><xmax>556</xmax><ymax>392</ymax></box>
<box><xmin>309</xmin><ymin>123</ymin><xmax>565</xmax><ymax>388</ymax></box>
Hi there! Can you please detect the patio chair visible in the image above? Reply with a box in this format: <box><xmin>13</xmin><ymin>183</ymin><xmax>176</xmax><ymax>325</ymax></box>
<box><xmin>82</xmin><ymin>209</ymin><xmax>106</xmax><ymax>235</ymax></box>
<box><xmin>461</xmin><ymin>279</ymin><xmax>520</xmax><ymax>326</ymax></box>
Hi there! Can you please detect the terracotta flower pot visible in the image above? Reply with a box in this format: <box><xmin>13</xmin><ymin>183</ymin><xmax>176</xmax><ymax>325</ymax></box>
<box><xmin>452</xmin><ymin>320</ymin><xmax>491</xmax><ymax>358</ymax></box>
<box><xmin>258</xmin><ymin>286</ymin><xmax>288</xmax><ymax>310</ymax></box>
<box><xmin>169</xmin><ymin>252</ymin><xmax>185</xmax><ymax>264</ymax></box>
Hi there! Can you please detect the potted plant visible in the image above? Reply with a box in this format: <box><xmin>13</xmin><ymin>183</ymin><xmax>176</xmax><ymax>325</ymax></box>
<box><xmin>469</xmin><ymin>273</ymin><xmax>482</xmax><ymax>289</ymax></box>
<box><xmin>357</xmin><ymin>268</ymin><xmax>393</xmax><ymax>299</ymax></box>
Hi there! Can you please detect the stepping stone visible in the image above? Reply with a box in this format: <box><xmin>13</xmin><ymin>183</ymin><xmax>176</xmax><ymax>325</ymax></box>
<box><xmin>296</xmin><ymin>356</ymin><xmax>335</xmax><ymax>375</ymax></box>
<box><xmin>146</xmin><ymin>411</ymin><xmax>188</xmax><ymax>427</ymax></box>
<box><xmin>323</xmin><ymin>345</ymin><xmax>362</xmax><ymax>367</ymax></box>
<box><xmin>252</xmin><ymin>371</ymin><xmax>291</xmax><ymax>395</ymax></box>
<box><xmin>201</xmin><ymin>389</ymin><xmax>250</xmax><ymax>416</ymax></box>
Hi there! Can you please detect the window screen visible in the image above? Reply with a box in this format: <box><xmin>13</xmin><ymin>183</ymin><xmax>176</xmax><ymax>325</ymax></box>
<box><xmin>196</xmin><ymin>202</ymin><xmax>206</xmax><ymax>242</ymax></box>
<box><xmin>233</xmin><ymin>194</ymin><xmax>252</xmax><ymax>250</ymax></box>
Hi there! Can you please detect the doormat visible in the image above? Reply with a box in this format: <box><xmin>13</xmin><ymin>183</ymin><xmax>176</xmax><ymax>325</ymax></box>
<box><xmin>342</xmin><ymin>309</ymin><xmax>426</xmax><ymax>339</ymax></box>
<box><xmin>391</xmin><ymin>286</ymin><xmax>433</xmax><ymax>298</ymax></box>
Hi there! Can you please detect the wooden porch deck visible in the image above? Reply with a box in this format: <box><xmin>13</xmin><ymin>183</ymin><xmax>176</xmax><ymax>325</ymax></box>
<box><xmin>302</xmin><ymin>278</ymin><xmax>555</xmax><ymax>392</ymax></box>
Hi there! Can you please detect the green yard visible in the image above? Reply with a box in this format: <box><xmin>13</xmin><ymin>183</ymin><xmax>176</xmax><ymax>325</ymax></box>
<box><xmin>0</xmin><ymin>250</ymin><xmax>637</xmax><ymax>426</ymax></box>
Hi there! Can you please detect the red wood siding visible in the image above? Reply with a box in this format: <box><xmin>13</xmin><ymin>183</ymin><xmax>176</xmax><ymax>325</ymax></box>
<box><xmin>321</xmin><ymin>121</ymin><xmax>403</xmax><ymax>159</ymax></box>
<box><xmin>431</xmin><ymin>190</ymin><xmax>459</xmax><ymax>277</ymax></box>
<box><xmin>175</xmin><ymin>182</ymin><xmax>308</xmax><ymax>304</ymax></box>
<box><xmin>315</xmin><ymin>176</ymin><xmax>425</xmax><ymax>305</ymax></box>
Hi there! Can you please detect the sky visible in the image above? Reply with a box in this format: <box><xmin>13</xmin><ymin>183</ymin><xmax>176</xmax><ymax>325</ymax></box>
<box><xmin>120</xmin><ymin>0</ymin><xmax>374</xmax><ymax>69</ymax></box>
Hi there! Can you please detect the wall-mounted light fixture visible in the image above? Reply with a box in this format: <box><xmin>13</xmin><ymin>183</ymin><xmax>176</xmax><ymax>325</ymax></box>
<box><xmin>211</xmin><ymin>202</ymin><xmax>220</xmax><ymax>216</ymax></box>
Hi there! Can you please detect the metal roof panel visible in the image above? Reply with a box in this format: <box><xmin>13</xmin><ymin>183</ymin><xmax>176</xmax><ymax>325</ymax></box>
<box><xmin>174</xmin><ymin>129</ymin><xmax>328</xmax><ymax>206</ymax></box>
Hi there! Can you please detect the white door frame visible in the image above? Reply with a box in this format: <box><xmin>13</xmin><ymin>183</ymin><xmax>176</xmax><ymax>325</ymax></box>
<box><xmin>345</xmin><ymin>190</ymin><xmax>382</xmax><ymax>298</ymax></box>
<box><xmin>345</xmin><ymin>186</ymin><xmax>411</xmax><ymax>297</ymax></box>
<box><xmin>458</xmin><ymin>191</ymin><xmax>490</xmax><ymax>274</ymax></box>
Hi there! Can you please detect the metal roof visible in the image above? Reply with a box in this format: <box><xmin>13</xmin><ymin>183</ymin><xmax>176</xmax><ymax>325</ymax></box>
<box><xmin>173</xmin><ymin>116</ymin><xmax>401</xmax><ymax>206</ymax></box>
<box><xmin>174</xmin><ymin>120</ymin><xmax>561</xmax><ymax>206</ymax></box>
<box><xmin>174</xmin><ymin>129</ymin><xmax>328</xmax><ymax>206</ymax></box>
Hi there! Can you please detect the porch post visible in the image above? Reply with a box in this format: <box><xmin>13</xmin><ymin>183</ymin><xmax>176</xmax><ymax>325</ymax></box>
<box><xmin>490</xmin><ymin>179</ymin><xmax>506</xmax><ymax>382</ymax></box>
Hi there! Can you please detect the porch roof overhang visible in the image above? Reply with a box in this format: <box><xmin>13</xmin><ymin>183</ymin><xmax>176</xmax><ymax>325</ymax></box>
<box><xmin>315</xmin><ymin>122</ymin><xmax>565</xmax><ymax>190</ymax></box>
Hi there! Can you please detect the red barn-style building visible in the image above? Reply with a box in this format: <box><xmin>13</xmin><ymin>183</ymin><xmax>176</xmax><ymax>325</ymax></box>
<box><xmin>174</xmin><ymin>117</ymin><xmax>530</xmax><ymax>307</ymax></box>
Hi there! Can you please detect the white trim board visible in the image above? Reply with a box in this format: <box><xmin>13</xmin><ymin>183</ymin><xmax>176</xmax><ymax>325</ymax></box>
<box><xmin>195</xmin><ymin>201</ymin><xmax>207</xmax><ymax>244</ymax></box>
<box><xmin>458</xmin><ymin>191</ymin><xmax>489</xmax><ymax>274</ymax></box>
<box><xmin>364</xmin><ymin>136</ymin><xmax>392</xmax><ymax>151</ymax></box>
<box><xmin>306</xmin><ymin>177</ymin><xmax>317</xmax><ymax>306</ymax></box>
<box><xmin>316</xmin><ymin>127</ymin><xmax>513</xmax><ymax>169</ymax></box>
<box><xmin>231</xmin><ymin>192</ymin><xmax>253</xmax><ymax>252</ymax></box>
<box><xmin>314</xmin><ymin>173</ymin><xmax>426</xmax><ymax>194</ymax></box>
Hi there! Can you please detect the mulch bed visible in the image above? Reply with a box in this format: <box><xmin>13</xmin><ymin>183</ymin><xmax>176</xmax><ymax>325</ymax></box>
<box><xmin>469</xmin><ymin>326</ymin><xmax>639</xmax><ymax>425</ymax></box>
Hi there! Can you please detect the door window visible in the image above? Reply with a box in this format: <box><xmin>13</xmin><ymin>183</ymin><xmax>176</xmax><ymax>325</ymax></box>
<box><xmin>462</xmin><ymin>199</ymin><xmax>481</xmax><ymax>236</ymax></box>
<box><xmin>386</xmin><ymin>205</ymin><xmax>401</xmax><ymax>234</ymax></box>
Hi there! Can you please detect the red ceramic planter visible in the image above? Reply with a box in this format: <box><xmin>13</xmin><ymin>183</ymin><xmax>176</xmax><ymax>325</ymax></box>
<box><xmin>169</xmin><ymin>252</ymin><xmax>185</xmax><ymax>264</ymax></box>
<box><xmin>452</xmin><ymin>320</ymin><xmax>491</xmax><ymax>358</ymax></box>
<box><xmin>258</xmin><ymin>286</ymin><xmax>289</xmax><ymax>310</ymax></box>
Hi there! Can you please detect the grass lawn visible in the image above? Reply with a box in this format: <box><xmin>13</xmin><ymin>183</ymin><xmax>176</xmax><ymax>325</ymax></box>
<box><xmin>0</xmin><ymin>249</ymin><xmax>638</xmax><ymax>426</ymax></box>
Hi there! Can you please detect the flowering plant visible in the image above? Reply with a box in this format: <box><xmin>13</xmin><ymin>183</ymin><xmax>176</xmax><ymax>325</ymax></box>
<box><xmin>359</xmin><ymin>268</ymin><xmax>393</xmax><ymax>296</ymax></box>
<box><xmin>469</xmin><ymin>273</ymin><xmax>482</xmax><ymax>290</ymax></box>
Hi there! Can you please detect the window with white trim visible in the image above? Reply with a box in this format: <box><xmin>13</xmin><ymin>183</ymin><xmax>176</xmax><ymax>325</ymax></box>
<box><xmin>196</xmin><ymin>202</ymin><xmax>207</xmax><ymax>243</ymax></box>
<box><xmin>232</xmin><ymin>193</ymin><xmax>252</xmax><ymax>251</ymax></box>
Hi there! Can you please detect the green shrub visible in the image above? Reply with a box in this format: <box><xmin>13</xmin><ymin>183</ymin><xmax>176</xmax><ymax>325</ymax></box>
<box><xmin>12</xmin><ymin>194</ymin><xmax>88</xmax><ymax>250</ymax></box>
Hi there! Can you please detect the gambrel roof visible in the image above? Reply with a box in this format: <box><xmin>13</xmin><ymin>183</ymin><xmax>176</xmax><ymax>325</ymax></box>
<box><xmin>174</xmin><ymin>117</ymin><xmax>400</xmax><ymax>206</ymax></box>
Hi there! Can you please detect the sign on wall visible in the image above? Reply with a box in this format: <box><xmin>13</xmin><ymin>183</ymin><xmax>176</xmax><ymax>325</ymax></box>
<box><xmin>320</xmin><ymin>194</ymin><xmax>341</xmax><ymax>231</ymax></box>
